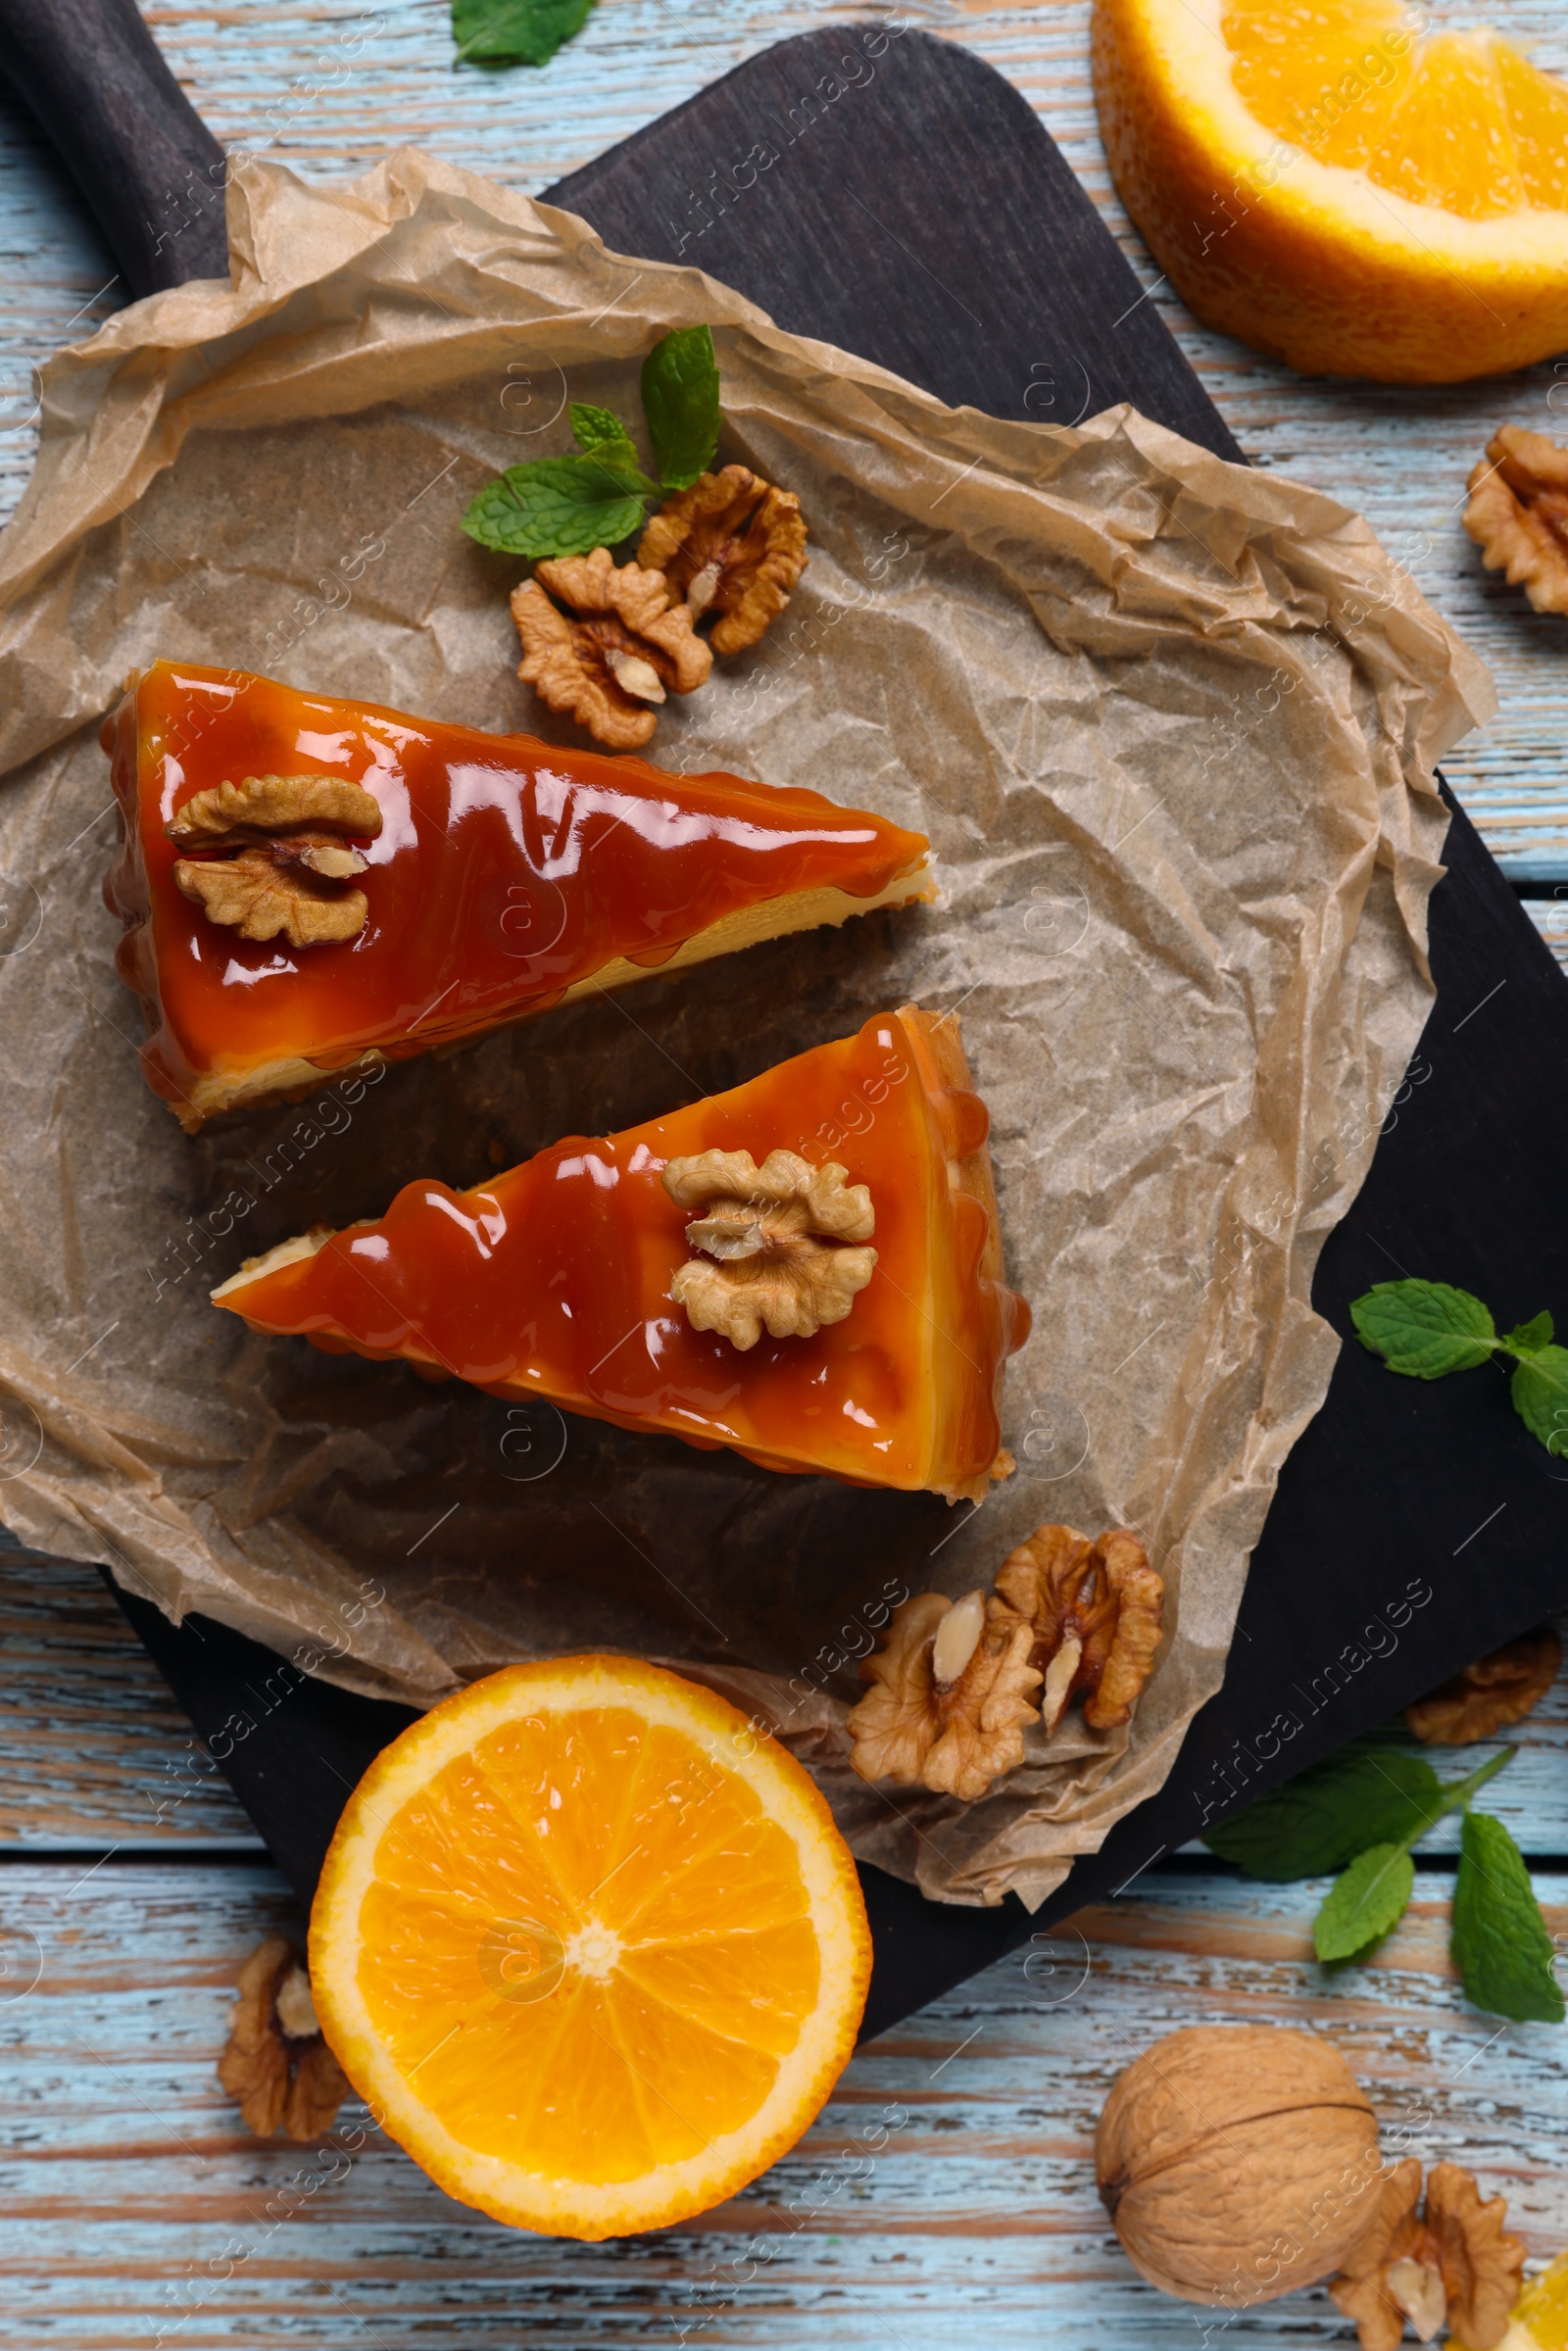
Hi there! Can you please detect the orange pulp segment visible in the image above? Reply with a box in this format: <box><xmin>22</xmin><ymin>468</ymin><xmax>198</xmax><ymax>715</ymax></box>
<box><xmin>1224</xmin><ymin>0</ymin><xmax>1568</xmax><ymax>216</ymax></box>
<box><xmin>1093</xmin><ymin>0</ymin><xmax>1568</xmax><ymax>379</ymax></box>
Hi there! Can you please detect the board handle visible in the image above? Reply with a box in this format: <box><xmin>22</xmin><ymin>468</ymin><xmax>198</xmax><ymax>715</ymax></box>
<box><xmin>0</xmin><ymin>0</ymin><xmax>226</xmax><ymax>297</ymax></box>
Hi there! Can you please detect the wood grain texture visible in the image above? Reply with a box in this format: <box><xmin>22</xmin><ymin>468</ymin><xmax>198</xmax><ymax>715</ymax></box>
<box><xmin>1</xmin><ymin>1860</ymin><xmax>1564</xmax><ymax>2347</ymax></box>
<box><xmin>1</xmin><ymin>0</ymin><xmax>1567</xmax><ymax>899</ymax></box>
<box><xmin>0</xmin><ymin>1538</ymin><xmax>258</xmax><ymax>1849</ymax></box>
<box><xmin>3</xmin><ymin>1543</ymin><xmax>1564</xmax><ymax>2343</ymax></box>
<box><xmin>5</xmin><ymin>1536</ymin><xmax>1565</xmax><ymax>1858</ymax></box>
<box><xmin>3</xmin><ymin>13</ymin><xmax>1568</xmax><ymax>2337</ymax></box>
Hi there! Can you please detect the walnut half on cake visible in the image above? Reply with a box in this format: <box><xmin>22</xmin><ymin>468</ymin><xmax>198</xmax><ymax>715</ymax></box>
<box><xmin>209</xmin><ymin>1005</ymin><xmax>1030</xmax><ymax>1503</ymax></box>
<box><xmin>104</xmin><ymin>661</ymin><xmax>934</xmax><ymax>1131</ymax></box>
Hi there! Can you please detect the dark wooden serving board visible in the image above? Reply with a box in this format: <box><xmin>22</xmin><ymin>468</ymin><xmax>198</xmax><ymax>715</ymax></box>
<box><xmin>6</xmin><ymin>17</ymin><xmax>1568</xmax><ymax>2040</ymax></box>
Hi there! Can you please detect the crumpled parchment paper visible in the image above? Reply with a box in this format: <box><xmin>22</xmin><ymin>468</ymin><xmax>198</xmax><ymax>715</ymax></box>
<box><xmin>0</xmin><ymin>151</ymin><xmax>1492</xmax><ymax>1906</ymax></box>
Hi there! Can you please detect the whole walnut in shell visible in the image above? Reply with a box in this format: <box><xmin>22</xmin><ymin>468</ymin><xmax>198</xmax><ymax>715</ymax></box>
<box><xmin>1096</xmin><ymin>2025</ymin><xmax>1383</xmax><ymax>2307</ymax></box>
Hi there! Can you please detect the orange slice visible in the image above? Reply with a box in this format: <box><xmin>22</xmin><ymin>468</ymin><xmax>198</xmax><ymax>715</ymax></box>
<box><xmin>1093</xmin><ymin>0</ymin><xmax>1568</xmax><ymax>379</ymax></box>
<box><xmin>309</xmin><ymin>1656</ymin><xmax>870</xmax><ymax>2239</ymax></box>
<box><xmin>1490</xmin><ymin>2250</ymin><xmax>1568</xmax><ymax>2351</ymax></box>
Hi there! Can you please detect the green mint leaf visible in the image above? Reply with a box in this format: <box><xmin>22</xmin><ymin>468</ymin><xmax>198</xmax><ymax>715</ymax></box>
<box><xmin>1451</xmin><ymin>1810</ymin><xmax>1565</xmax><ymax>2023</ymax></box>
<box><xmin>571</xmin><ymin>402</ymin><xmax>636</xmax><ymax>458</ymax></box>
<box><xmin>1349</xmin><ymin>1279</ymin><xmax>1497</xmax><ymax>1378</ymax></box>
<box><xmin>460</xmin><ymin>454</ymin><xmax>651</xmax><ymax>560</ymax></box>
<box><xmin>572</xmin><ymin>445</ymin><xmax>660</xmax><ymax>498</ymax></box>
<box><xmin>575</xmin><ymin>439</ymin><xmax>653</xmax><ymax>489</ymax></box>
<box><xmin>1511</xmin><ymin>1346</ymin><xmax>1568</xmax><ymax>1456</ymax></box>
<box><xmin>452</xmin><ymin>0</ymin><xmax>595</xmax><ymax>68</ymax></box>
<box><xmin>1202</xmin><ymin>1748</ymin><xmax>1443</xmax><ymax>1881</ymax></box>
<box><xmin>1504</xmin><ymin>1310</ymin><xmax>1554</xmax><ymax>1355</ymax></box>
<box><xmin>642</xmin><ymin>325</ymin><xmax>720</xmax><ymax>491</ymax></box>
<box><xmin>1314</xmin><ymin>1842</ymin><xmax>1415</xmax><ymax>1963</ymax></box>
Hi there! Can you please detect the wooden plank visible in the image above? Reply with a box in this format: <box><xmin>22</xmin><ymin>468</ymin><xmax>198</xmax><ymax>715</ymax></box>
<box><xmin>0</xmin><ymin>1536</ymin><xmax>259</xmax><ymax>1848</ymax></box>
<box><xmin>1</xmin><ymin>16</ymin><xmax>1565</xmax><ymax>2333</ymax></box>
<box><xmin>1526</xmin><ymin>896</ymin><xmax>1568</xmax><ymax>972</ymax></box>
<box><xmin>3</xmin><ymin>1532</ymin><xmax>1565</xmax><ymax>1857</ymax></box>
<box><xmin>0</xmin><ymin>1859</ymin><xmax>1562</xmax><ymax>2344</ymax></box>
<box><xmin>2</xmin><ymin>1</ymin><xmax>1568</xmax><ymax>880</ymax></box>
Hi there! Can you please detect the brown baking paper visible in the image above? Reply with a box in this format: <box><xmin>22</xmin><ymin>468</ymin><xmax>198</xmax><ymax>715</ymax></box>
<box><xmin>0</xmin><ymin>152</ymin><xmax>1491</xmax><ymax>1907</ymax></box>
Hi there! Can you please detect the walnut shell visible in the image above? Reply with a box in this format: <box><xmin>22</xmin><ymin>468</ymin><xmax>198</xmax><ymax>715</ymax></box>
<box><xmin>1096</xmin><ymin>2026</ymin><xmax>1383</xmax><ymax>2307</ymax></box>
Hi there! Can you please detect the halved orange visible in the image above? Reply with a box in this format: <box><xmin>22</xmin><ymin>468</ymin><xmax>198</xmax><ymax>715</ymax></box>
<box><xmin>309</xmin><ymin>1656</ymin><xmax>870</xmax><ymax>2238</ymax></box>
<box><xmin>1489</xmin><ymin>2250</ymin><xmax>1568</xmax><ymax>2351</ymax></box>
<box><xmin>1094</xmin><ymin>0</ymin><xmax>1568</xmax><ymax>379</ymax></box>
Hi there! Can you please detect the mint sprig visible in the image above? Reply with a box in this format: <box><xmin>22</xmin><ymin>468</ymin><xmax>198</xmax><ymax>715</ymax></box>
<box><xmin>452</xmin><ymin>0</ymin><xmax>595</xmax><ymax>69</ymax></box>
<box><xmin>1210</xmin><ymin>1742</ymin><xmax>1560</xmax><ymax>2021</ymax></box>
<box><xmin>1310</xmin><ymin>1746</ymin><xmax>1511</xmax><ymax>1967</ymax></box>
<box><xmin>1350</xmin><ymin>1277</ymin><xmax>1568</xmax><ymax>1455</ymax></box>
<box><xmin>461</xmin><ymin>327</ymin><xmax>719</xmax><ymax>561</ymax></box>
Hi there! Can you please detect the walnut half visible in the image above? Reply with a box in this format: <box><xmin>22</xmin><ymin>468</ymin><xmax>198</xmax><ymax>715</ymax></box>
<box><xmin>217</xmin><ymin>1935</ymin><xmax>350</xmax><ymax>2142</ymax></box>
<box><xmin>847</xmin><ymin>1588</ymin><xmax>1043</xmax><ymax>1801</ymax></box>
<box><xmin>169</xmin><ymin>772</ymin><xmax>382</xmax><ymax>951</ymax></box>
<box><xmin>511</xmin><ymin>546</ymin><xmax>711</xmax><ymax>752</ymax></box>
<box><xmin>662</xmin><ymin>1148</ymin><xmax>876</xmax><ymax>1350</ymax></box>
<box><xmin>1404</xmin><ymin>1624</ymin><xmax>1561</xmax><ymax>1745</ymax></box>
<box><xmin>638</xmin><ymin>465</ymin><xmax>808</xmax><ymax>655</ymax></box>
<box><xmin>1329</xmin><ymin>2159</ymin><xmax>1525</xmax><ymax>2351</ymax></box>
<box><xmin>1464</xmin><ymin>424</ymin><xmax>1568</xmax><ymax>615</ymax></box>
<box><xmin>996</xmin><ymin>1523</ymin><xmax>1163</xmax><ymax>1734</ymax></box>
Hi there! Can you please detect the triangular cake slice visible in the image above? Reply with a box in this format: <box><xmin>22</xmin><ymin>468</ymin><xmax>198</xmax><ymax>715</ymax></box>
<box><xmin>212</xmin><ymin>1005</ymin><xmax>1030</xmax><ymax>1501</ymax></box>
<box><xmin>105</xmin><ymin>661</ymin><xmax>933</xmax><ymax>1131</ymax></box>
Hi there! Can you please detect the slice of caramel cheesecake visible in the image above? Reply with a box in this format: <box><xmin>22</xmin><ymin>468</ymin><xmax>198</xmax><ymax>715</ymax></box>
<box><xmin>212</xmin><ymin>1005</ymin><xmax>1030</xmax><ymax>1501</ymax></box>
<box><xmin>104</xmin><ymin>661</ymin><xmax>934</xmax><ymax>1131</ymax></box>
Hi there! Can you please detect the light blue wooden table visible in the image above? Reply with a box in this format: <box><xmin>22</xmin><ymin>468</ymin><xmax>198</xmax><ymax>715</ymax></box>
<box><xmin>2</xmin><ymin>5</ymin><xmax>1566</xmax><ymax>2342</ymax></box>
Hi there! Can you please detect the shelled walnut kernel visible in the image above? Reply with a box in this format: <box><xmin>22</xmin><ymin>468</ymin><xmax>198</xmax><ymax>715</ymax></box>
<box><xmin>847</xmin><ymin>1589</ymin><xmax>1042</xmax><ymax>1800</ymax></box>
<box><xmin>217</xmin><ymin>1935</ymin><xmax>349</xmax><ymax>2142</ymax></box>
<box><xmin>638</xmin><ymin>465</ymin><xmax>808</xmax><ymax>655</ymax></box>
<box><xmin>662</xmin><ymin>1148</ymin><xmax>876</xmax><ymax>1349</ymax></box>
<box><xmin>169</xmin><ymin>773</ymin><xmax>381</xmax><ymax>950</ymax></box>
<box><xmin>511</xmin><ymin>547</ymin><xmax>710</xmax><ymax>751</ymax></box>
